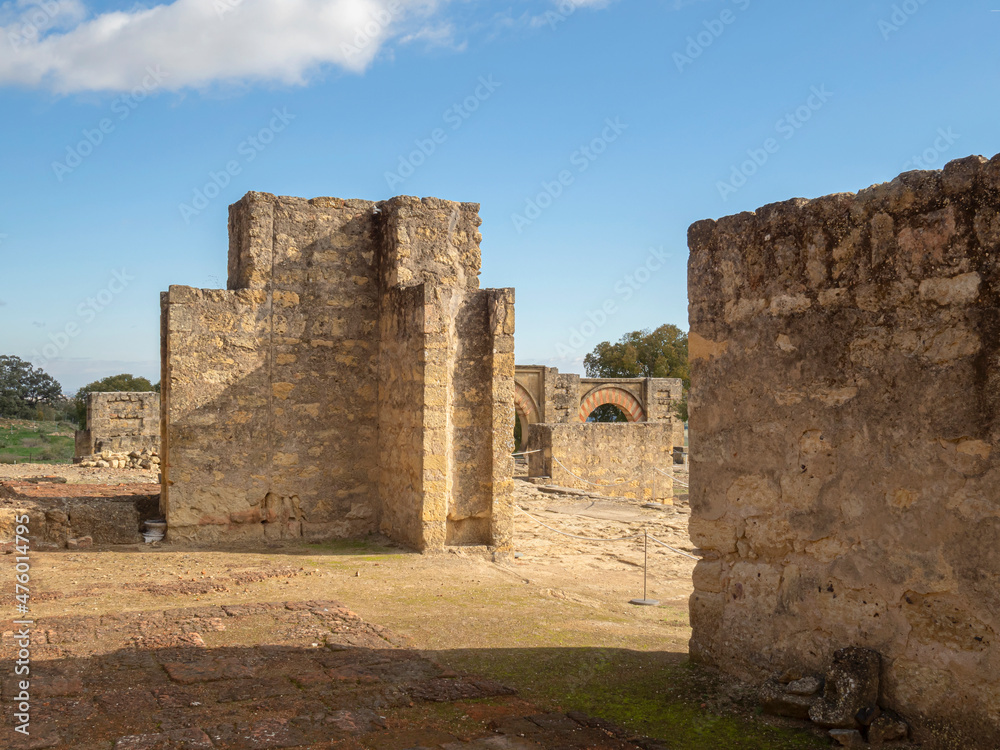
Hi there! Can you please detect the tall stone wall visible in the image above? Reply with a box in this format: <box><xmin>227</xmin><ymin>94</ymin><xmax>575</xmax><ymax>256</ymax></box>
<box><xmin>162</xmin><ymin>192</ymin><xmax>514</xmax><ymax>552</ymax></box>
<box><xmin>74</xmin><ymin>392</ymin><xmax>161</xmax><ymax>459</ymax></box>
<box><xmin>528</xmin><ymin>423</ymin><xmax>673</xmax><ymax>501</ymax></box>
<box><xmin>687</xmin><ymin>155</ymin><xmax>1000</xmax><ymax>745</ymax></box>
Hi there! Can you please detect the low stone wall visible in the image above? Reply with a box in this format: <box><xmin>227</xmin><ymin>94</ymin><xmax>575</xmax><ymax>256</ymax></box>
<box><xmin>75</xmin><ymin>392</ymin><xmax>161</xmax><ymax>460</ymax></box>
<box><xmin>527</xmin><ymin>423</ymin><xmax>673</xmax><ymax>501</ymax></box>
<box><xmin>0</xmin><ymin>481</ymin><xmax>160</xmax><ymax>548</ymax></box>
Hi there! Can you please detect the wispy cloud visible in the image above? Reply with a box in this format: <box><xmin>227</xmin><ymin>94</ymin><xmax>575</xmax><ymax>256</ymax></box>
<box><xmin>398</xmin><ymin>21</ymin><xmax>466</xmax><ymax>51</ymax></box>
<box><xmin>0</xmin><ymin>0</ymin><xmax>454</xmax><ymax>94</ymax></box>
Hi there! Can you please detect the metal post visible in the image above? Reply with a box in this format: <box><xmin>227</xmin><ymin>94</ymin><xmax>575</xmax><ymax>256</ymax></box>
<box><xmin>630</xmin><ymin>530</ymin><xmax>660</xmax><ymax>606</ymax></box>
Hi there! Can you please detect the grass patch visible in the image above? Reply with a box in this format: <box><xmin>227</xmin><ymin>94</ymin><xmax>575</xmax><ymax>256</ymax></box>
<box><xmin>0</xmin><ymin>419</ymin><xmax>76</xmax><ymax>463</ymax></box>
<box><xmin>437</xmin><ymin>648</ymin><xmax>828</xmax><ymax>750</ymax></box>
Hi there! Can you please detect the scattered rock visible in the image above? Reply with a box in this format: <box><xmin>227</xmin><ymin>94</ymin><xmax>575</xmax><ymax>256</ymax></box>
<box><xmin>786</xmin><ymin>676</ymin><xmax>823</xmax><ymax>696</ymax></box>
<box><xmin>829</xmin><ymin>728</ymin><xmax>866</xmax><ymax>748</ymax></box>
<box><xmin>856</xmin><ymin>704</ymin><xmax>880</xmax><ymax>727</ymax></box>
<box><xmin>809</xmin><ymin>648</ymin><xmax>881</xmax><ymax>729</ymax></box>
<box><xmin>778</xmin><ymin>668</ymin><xmax>804</xmax><ymax>684</ymax></box>
<box><xmin>79</xmin><ymin>449</ymin><xmax>161</xmax><ymax>470</ymax></box>
<box><xmin>760</xmin><ymin>680</ymin><xmax>816</xmax><ymax>720</ymax></box>
<box><xmin>869</xmin><ymin>712</ymin><xmax>909</xmax><ymax>745</ymax></box>
<box><xmin>66</xmin><ymin>536</ymin><xmax>93</xmax><ymax>549</ymax></box>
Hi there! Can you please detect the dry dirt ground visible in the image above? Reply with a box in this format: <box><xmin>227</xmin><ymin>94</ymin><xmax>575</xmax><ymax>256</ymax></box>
<box><xmin>0</xmin><ymin>463</ymin><xmax>161</xmax><ymax>485</ymax></box>
<box><xmin>0</xmin><ymin>463</ymin><xmax>832</xmax><ymax>750</ymax></box>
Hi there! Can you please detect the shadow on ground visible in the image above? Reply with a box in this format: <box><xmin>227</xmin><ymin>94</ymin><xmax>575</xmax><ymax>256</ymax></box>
<box><xmin>1</xmin><ymin>599</ymin><xmax>828</xmax><ymax>750</ymax></box>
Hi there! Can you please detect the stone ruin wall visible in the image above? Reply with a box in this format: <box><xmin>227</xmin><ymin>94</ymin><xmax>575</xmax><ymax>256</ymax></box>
<box><xmin>516</xmin><ymin>366</ymin><xmax>682</xmax><ymax>497</ymax></box>
<box><xmin>0</xmin><ymin>481</ymin><xmax>160</xmax><ymax>549</ymax></box>
<box><xmin>687</xmin><ymin>154</ymin><xmax>1000</xmax><ymax>745</ymax></box>
<box><xmin>74</xmin><ymin>392</ymin><xmax>161</xmax><ymax>468</ymax></box>
<box><xmin>528</xmin><ymin>423</ymin><xmax>674</xmax><ymax>502</ymax></box>
<box><xmin>161</xmin><ymin>193</ymin><xmax>514</xmax><ymax>551</ymax></box>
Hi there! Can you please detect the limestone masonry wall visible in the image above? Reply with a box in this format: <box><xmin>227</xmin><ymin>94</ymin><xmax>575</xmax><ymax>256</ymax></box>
<box><xmin>687</xmin><ymin>154</ymin><xmax>1000</xmax><ymax>745</ymax></box>
<box><xmin>515</xmin><ymin>366</ymin><xmax>682</xmax><ymax>493</ymax></box>
<box><xmin>528</xmin><ymin>423</ymin><xmax>674</xmax><ymax>501</ymax></box>
<box><xmin>162</xmin><ymin>193</ymin><xmax>514</xmax><ymax>551</ymax></box>
<box><xmin>74</xmin><ymin>392</ymin><xmax>161</xmax><ymax>465</ymax></box>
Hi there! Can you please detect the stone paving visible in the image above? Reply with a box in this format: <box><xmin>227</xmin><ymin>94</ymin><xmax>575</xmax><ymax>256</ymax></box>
<box><xmin>1</xmin><ymin>600</ymin><xmax>668</xmax><ymax>750</ymax></box>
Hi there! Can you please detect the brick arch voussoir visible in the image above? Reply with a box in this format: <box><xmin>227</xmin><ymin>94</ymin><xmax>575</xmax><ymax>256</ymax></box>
<box><xmin>514</xmin><ymin>383</ymin><xmax>539</xmax><ymax>425</ymax></box>
<box><xmin>578</xmin><ymin>387</ymin><xmax>646</xmax><ymax>423</ymax></box>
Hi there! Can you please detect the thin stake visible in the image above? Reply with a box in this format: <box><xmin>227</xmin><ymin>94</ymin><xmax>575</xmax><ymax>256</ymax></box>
<box><xmin>643</xmin><ymin>531</ymin><xmax>648</xmax><ymax>600</ymax></box>
<box><xmin>630</xmin><ymin>529</ymin><xmax>660</xmax><ymax>606</ymax></box>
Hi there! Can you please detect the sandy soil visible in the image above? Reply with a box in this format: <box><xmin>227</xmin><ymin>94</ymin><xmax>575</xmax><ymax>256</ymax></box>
<box><xmin>0</xmin><ymin>462</ymin><xmax>160</xmax><ymax>485</ymax></box>
<box><xmin>512</xmin><ymin>473</ymin><xmax>696</xmax><ymax>612</ymax></box>
<box><xmin>1</xmin><ymin>462</ymin><xmax>695</xmax><ymax>655</ymax></box>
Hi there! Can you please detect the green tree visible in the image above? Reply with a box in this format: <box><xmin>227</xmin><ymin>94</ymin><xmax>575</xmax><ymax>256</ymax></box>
<box><xmin>583</xmin><ymin>325</ymin><xmax>689</xmax><ymax>422</ymax></box>
<box><xmin>0</xmin><ymin>356</ymin><xmax>63</xmax><ymax>419</ymax></box>
<box><xmin>74</xmin><ymin>373</ymin><xmax>156</xmax><ymax>429</ymax></box>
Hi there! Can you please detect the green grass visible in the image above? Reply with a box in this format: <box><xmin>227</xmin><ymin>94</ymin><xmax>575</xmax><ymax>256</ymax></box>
<box><xmin>0</xmin><ymin>419</ymin><xmax>76</xmax><ymax>464</ymax></box>
<box><xmin>438</xmin><ymin>648</ymin><xmax>828</xmax><ymax>750</ymax></box>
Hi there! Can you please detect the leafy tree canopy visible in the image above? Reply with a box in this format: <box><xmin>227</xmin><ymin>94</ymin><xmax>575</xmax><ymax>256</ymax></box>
<box><xmin>0</xmin><ymin>356</ymin><xmax>63</xmax><ymax>419</ymax></box>
<box><xmin>74</xmin><ymin>373</ymin><xmax>156</xmax><ymax>428</ymax></box>
<box><xmin>583</xmin><ymin>324</ymin><xmax>689</xmax><ymax>387</ymax></box>
<box><xmin>583</xmin><ymin>325</ymin><xmax>689</xmax><ymax>422</ymax></box>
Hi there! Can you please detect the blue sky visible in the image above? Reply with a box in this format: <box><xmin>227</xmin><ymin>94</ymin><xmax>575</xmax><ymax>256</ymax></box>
<box><xmin>0</xmin><ymin>0</ymin><xmax>997</xmax><ymax>393</ymax></box>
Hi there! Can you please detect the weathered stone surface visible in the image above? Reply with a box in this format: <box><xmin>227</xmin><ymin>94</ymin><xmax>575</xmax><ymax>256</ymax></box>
<box><xmin>687</xmin><ymin>153</ymin><xmax>1000</xmax><ymax>746</ymax></box>
<box><xmin>760</xmin><ymin>680</ymin><xmax>816</xmax><ymax>720</ymax></box>
<box><xmin>786</xmin><ymin>676</ymin><xmax>823</xmax><ymax>696</ymax></box>
<box><xmin>527</xmin><ymin>423</ymin><xmax>674</xmax><ymax>501</ymax></box>
<box><xmin>809</xmin><ymin>648</ymin><xmax>880</xmax><ymax>729</ymax></box>
<box><xmin>516</xmin><ymin>366</ymin><xmax>683</xmax><ymax>495</ymax></box>
<box><xmin>0</xmin><ymin>482</ymin><xmax>159</xmax><ymax>546</ymax></box>
<box><xmin>828</xmin><ymin>729</ymin><xmax>866</xmax><ymax>748</ymax></box>
<box><xmin>75</xmin><ymin>392</ymin><xmax>160</xmax><ymax>463</ymax></box>
<box><xmin>161</xmin><ymin>193</ymin><xmax>514</xmax><ymax>551</ymax></box>
<box><xmin>869</xmin><ymin>712</ymin><xmax>909</xmax><ymax>745</ymax></box>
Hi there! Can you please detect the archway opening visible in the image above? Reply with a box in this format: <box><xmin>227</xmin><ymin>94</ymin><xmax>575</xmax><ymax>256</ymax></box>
<box><xmin>514</xmin><ymin>411</ymin><xmax>525</xmax><ymax>451</ymax></box>
<box><xmin>586</xmin><ymin>403</ymin><xmax>630</xmax><ymax>423</ymax></box>
<box><xmin>578</xmin><ymin>386</ymin><xmax>645</xmax><ymax>423</ymax></box>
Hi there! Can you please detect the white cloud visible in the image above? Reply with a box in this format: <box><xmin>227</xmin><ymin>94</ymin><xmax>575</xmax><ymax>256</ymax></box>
<box><xmin>398</xmin><ymin>21</ymin><xmax>465</xmax><ymax>51</ymax></box>
<box><xmin>0</xmin><ymin>0</ymin><xmax>440</xmax><ymax>93</ymax></box>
